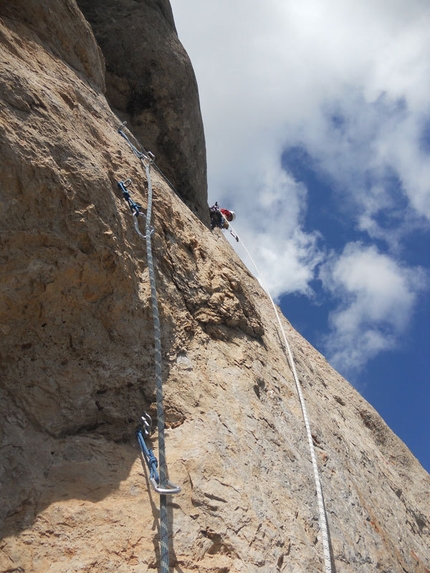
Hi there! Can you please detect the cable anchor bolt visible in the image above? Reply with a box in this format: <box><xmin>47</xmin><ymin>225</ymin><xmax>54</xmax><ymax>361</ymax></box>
<box><xmin>144</xmin><ymin>151</ymin><xmax>155</xmax><ymax>166</ymax></box>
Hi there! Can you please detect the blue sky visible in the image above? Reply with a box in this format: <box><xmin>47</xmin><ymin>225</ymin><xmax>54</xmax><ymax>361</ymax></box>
<box><xmin>170</xmin><ymin>0</ymin><xmax>430</xmax><ymax>473</ymax></box>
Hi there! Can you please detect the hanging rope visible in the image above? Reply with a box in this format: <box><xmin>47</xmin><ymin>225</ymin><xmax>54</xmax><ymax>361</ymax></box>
<box><xmin>231</xmin><ymin>226</ymin><xmax>333</xmax><ymax>573</ymax></box>
<box><xmin>117</xmin><ymin>120</ymin><xmax>330</xmax><ymax>570</ymax></box>
<box><xmin>118</xmin><ymin>125</ymin><xmax>180</xmax><ymax>573</ymax></box>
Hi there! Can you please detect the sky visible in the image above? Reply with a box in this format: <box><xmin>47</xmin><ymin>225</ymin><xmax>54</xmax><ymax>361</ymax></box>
<box><xmin>170</xmin><ymin>0</ymin><xmax>430</xmax><ymax>473</ymax></box>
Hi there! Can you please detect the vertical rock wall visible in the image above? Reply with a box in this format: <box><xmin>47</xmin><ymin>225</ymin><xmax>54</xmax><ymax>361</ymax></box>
<box><xmin>0</xmin><ymin>2</ymin><xmax>429</xmax><ymax>572</ymax></box>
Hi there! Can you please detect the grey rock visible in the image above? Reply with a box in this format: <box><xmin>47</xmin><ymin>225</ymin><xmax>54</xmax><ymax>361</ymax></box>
<box><xmin>76</xmin><ymin>0</ymin><xmax>209</xmax><ymax>225</ymax></box>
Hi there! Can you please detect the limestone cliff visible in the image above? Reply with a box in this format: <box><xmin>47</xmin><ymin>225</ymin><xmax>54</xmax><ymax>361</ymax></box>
<box><xmin>75</xmin><ymin>0</ymin><xmax>209</xmax><ymax>226</ymax></box>
<box><xmin>0</xmin><ymin>2</ymin><xmax>429</xmax><ymax>573</ymax></box>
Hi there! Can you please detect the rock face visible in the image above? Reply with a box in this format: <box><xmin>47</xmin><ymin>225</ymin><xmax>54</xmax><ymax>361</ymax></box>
<box><xmin>75</xmin><ymin>0</ymin><xmax>209</xmax><ymax>225</ymax></box>
<box><xmin>0</xmin><ymin>2</ymin><xmax>429</xmax><ymax>573</ymax></box>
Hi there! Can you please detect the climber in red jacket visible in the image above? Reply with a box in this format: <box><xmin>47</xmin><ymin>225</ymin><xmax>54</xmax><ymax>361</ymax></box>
<box><xmin>210</xmin><ymin>202</ymin><xmax>236</xmax><ymax>229</ymax></box>
<box><xmin>209</xmin><ymin>203</ymin><xmax>239</xmax><ymax>241</ymax></box>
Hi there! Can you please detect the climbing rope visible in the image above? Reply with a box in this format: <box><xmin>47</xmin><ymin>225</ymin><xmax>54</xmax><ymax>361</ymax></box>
<box><xmin>230</xmin><ymin>226</ymin><xmax>333</xmax><ymax>573</ymax></box>
<box><xmin>118</xmin><ymin>125</ymin><xmax>180</xmax><ymax>573</ymax></box>
<box><xmin>117</xmin><ymin>120</ymin><xmax>330</xmax><ymax>570</ymax></box>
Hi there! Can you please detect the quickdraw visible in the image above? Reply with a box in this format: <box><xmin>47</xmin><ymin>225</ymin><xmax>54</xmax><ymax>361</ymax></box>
<box><xmin>136</xmin><ymin>413</ymin><xmax>181</xmax><ymax>495</ymax></box>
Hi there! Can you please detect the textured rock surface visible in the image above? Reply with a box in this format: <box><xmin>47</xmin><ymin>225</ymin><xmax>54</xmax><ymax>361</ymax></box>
<box><xmin>76</xmin><ymin>0</ymin><xmax>209</xmax><ymax>225</ymax></box>
<box><xmin>1</xmin><ymin>2</ymin><xmax>429</xmax><ymax>573</ymax></box>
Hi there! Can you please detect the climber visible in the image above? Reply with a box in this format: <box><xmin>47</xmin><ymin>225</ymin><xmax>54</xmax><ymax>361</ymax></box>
<box><xmin>209</xmin><ymin>202</ymin><xmax>239</xmax><ymax>241</ymax></box>
<box><xmin>209</xmin><ymin>202</ymin><xmax>236</xmax><ymax>229</ymax></box>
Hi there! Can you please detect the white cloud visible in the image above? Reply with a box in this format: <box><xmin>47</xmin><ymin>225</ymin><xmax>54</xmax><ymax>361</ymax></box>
<box><xmin>305</xmin><ymin>95</ymin><xmax>430</xmax><ymax>230</ymax></box>
<box><xmin>171</xmin><ymin>0</ymin><xmax>430</xmax><ymax>373</ymax></box>
<box><xmin>172</xmin><ymin>0</ymin><xmax>430</xmax><ymax>236</ymax></box>
<box><xmin>374</xmin><ymin>113</ymin><xmax>430</xmax><ymax>219</ymax></box>
<box><xmin>224</xmin><ymin>155</ymin><xmax>323</xmax><ymax>299</ymax></box>
<box><xmin>319</xmin><ymin>243</ymin><xmax>427</xmax><ymax>375</ymax></box>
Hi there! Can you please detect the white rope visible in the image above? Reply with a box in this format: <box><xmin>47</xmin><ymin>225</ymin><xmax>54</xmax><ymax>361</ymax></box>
<box><xmin>232</xmin><ymin>228</ymin><xmax>333</xmax><ymax>573</ymax></box>
<box><xmin>118</xmin><ymin>120</ymin><xmax>331</xmax><ymax>569</ymax></box>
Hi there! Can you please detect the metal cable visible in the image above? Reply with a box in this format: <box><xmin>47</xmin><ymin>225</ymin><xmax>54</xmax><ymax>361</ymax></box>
<box><xmin>143</xmin><ymin>159</ymin><xmax>170</xmax><ymax>573</ymax></box>
<box><xmin>118</xmin><ymin>121</ymin><xmax>330</xmax><ymax>570</ymax></box>
<box><xmin>118</xmin><ymin>125</ymin><xmax>184</xmax><ymax>572</ymax></box>
<box><xmin>234</xmin><ymin>230</ymin><xmax>333</xmax><ymax>573</ymax></box>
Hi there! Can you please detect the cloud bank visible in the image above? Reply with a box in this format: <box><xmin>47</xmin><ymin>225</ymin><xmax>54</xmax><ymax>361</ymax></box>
<box><xmin>319</xmin><ymin>243</ymin><xmax>427</xmax><ymax>374</ymax></box>
<box><xmin>171</xmin><ymin>0</ymin><xmax>430</xmax><ymax>377</ymax></box>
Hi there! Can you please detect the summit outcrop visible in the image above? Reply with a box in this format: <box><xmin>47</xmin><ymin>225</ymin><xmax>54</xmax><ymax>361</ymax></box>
<box><xmin>76</xmin><ymin>0</ymin><xmax>209</xmax><ymax>225</ymax></box>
